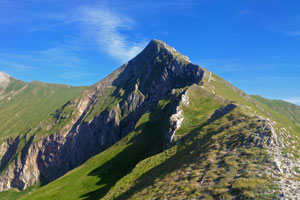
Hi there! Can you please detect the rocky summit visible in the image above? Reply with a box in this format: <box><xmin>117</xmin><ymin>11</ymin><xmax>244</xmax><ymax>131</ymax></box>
<box><xmin>0</xmin><ymin>40</ymin><xmax>300</xmax><ymax>199</ymax></box>
<box><xmin>0</xmin><ymin>72</ymin><xmax>11</xmax><ymax>96</ymax></box>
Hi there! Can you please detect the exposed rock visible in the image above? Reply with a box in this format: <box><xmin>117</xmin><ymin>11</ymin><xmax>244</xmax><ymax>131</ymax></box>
<box><xmin>0</xmin><ymin>142</ymin><xmax>9</xmax><ymax>161</ymax></box>
<box><xmin>0</xmin><ymin>137</ymin><xmax>19</xmax><ymax>172</ymax></box>
<box><xmin>165</xmin><ymin>90</ymin><xmax>189</xmax><ymax>146</ymax></box>
<box><xmin>0</xmin><ymin>72</ymin><xmax>11</xmax><ymax>98</ymax></box>
<box><xmin>0</xmin><ymin>136</ymin><xmax>37</xmax><ymax>191</ymax></box>
<box><xmin>265</xmin><ymin>121</ymin><xmax>300</xmax><ymax>199</ymax></box>
<box><xmin>244</xmin><ymin>115</ymin><xmax>300</xmax><ymax>199</ymax></box>
<box><xmin>0</xmin><ymin>72</ymin><xmax>10</xmax><ymax>86</ymax></box>
<box><xmin>201</xmin><ymin>69</ymin><xmax>216</xmax><ymax>94</ymax></box>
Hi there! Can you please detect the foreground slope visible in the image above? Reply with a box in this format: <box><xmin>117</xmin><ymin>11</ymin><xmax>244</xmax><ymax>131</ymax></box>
<box><xmin>19</xmin><ymin>40</ymin><xmax>300</xmax><ymax>199</ymax></box>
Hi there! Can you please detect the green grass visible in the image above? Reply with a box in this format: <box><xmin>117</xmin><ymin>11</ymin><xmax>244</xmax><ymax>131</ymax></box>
<box><xmin>0</xmin><ymin>80</ymin><xmax>86</xmax><ymax>142</ymax></box>
<box><xmin>102</xmin><ymin>108</ymin><xmax>276</xmax><ymax>199</ymax></box>
<box><xmin>210</xmin><ymin>73</ymin><xmax>300</xmax><ymax>158</ymax></box>
<box><xmin>21</xmin><ymin>92</ymin><xmax>180</xmax><ymax>200</ymax></box>
<box><xmin>252</xmin><ymin>95</ymin><xmax>300</xmax><ymax>126</ymax></box>
<box><xmin>174</xmin><ymin>85</ymin><xmax>225</xmax><ymax>138</ymax></box>
<box><xmin>210</xmin><ymin>74</ymin><xmax>300</xmax><ymax>133</ymax></box>
<box><xmin>22</xmin><ymin>83</ymin><xmax>279</xmax><ymax>199</ymax></box>
<box><xmin>0</xmin><ymin>80</ymin><xmax>86</xmax><ymax>179</ymax></box>
<box><xmin>0</xmin><ymin>186</ymin><xmax>38</xmax><ymax>200</ymax></box>
<box><xmin>250</xmin><ymin>95</ymin><xmax>300</xmax><ymax>158</ymax></box>
<box><xmin>83</xmin><ymin>87</ymin><xmax>118</xmax><ymax>122</ymax></box>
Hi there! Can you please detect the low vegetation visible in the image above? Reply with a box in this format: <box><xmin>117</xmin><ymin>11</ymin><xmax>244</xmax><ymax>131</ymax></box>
<box><xmin>0</xmin><ymin>80</ymin><xmax>86</xmax><ymax>142</ymax></box>
<box><xmin>22</xmin><ymin>84</ymin><xmax>280</xmax><ymax>199</ymax></box>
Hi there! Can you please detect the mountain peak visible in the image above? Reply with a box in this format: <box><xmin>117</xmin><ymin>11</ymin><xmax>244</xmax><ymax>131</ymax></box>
<box><xmin>109</xmin><ymin>39</ymin><xmax>204</xmax><ymax>101</ymax></box>
<box><xmin>142</xmin><ymin>39</ymin><xmax>191</xmax><ymax>63</ymax></box>
<box><xmin>148</xmin><ymin>39</ymin><xmax>166</xmax><ymax>46</ymax></box>
<box><xmin>0</xmin><ymin>71</ymin><xmax>10</xmax><ymax>84</ymax></box>
<box><xmin>0</xmin><ymin>71</ymin><xmax>9</xmax><ymax>76</ymax></box>
<box><xmin>0</xmin><ymin>71</ymin><xmax>11</xmax><ymax>94</ymax></box>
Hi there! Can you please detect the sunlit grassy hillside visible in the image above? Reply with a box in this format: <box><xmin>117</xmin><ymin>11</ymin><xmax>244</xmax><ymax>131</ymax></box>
<box><xmin>0</xmin><ymin>79</ymin><xmax>86</xmax><ymax>142</ymax></box>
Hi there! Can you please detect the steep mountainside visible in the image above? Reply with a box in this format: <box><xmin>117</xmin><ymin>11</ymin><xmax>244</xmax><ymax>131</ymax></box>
<box><xmin>0</xmin><ymin>40</ymin><xmax>300</xmax><ymax>199</ymax></box>
<box><xmin>0</xmin><ymin>75</ymin><xmax>86</xmax><ymax>192</ymax></box>
<box><xmin>0</xmin><ymin>75</ymin><xmax>86</xmax><ymax>141</ymax></box>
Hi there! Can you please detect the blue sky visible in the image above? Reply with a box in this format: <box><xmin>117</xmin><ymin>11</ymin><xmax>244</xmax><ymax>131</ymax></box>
<box><xmin>0</xmin><ymin>0</ymin><xmax>299</xmax><ymax>105</ymax></box>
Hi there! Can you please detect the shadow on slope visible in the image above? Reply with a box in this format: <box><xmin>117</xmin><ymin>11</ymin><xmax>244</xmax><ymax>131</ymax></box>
<box><xmin>80</xmin><ymin>95</ymin><xmax>179</xmax><ymax>200</ymax></box>
<box><xmin>113</xmin><ymin>104</ymin><xmax>237</xmax><ymax>200</ymax></box>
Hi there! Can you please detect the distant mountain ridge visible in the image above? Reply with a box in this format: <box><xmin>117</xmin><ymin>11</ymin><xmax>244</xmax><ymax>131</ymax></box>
<box><xmin>252</xmin><ymin>95</ymin><xmax>300</xmax><ymax>126</ymax></box>
<box><xmin>0</xmin><ymin>39</ymin><xmax>300</xmax><ymax>199</ymax></box>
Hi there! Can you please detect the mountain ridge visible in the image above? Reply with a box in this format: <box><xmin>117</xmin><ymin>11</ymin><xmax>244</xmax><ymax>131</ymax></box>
<box><xmin>0</xmin><ymin>40</ymin><xmax>299</xmax><ymax>199</ymax></box>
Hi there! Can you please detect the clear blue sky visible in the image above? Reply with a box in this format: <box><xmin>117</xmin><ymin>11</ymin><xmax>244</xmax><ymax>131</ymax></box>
<box><xmin>0</xmin><ymin>0</ymin><xmax>299</xmax><ymax>104</ymax></box>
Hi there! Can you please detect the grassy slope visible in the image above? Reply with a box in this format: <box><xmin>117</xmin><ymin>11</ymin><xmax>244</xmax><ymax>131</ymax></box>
<box><xmin>101</xmin><ymin>84</ymin><xmax>277</xmax><ymax>199</ymax></box>
<box><xmin>21</xmin><ymin>86</ymin><xmax>226</xmax><ymax>199</ymax></box>
<box><xmin>211</xmin><ymin>74</ymin><xmax>300</xmax><ymax>155</ymax></box>
<box><xmin>101</xmin><ymin>75</ymin><xmax>297</xmax><ymax>199</ymax></box>
<box><xmin>22</xmin><ymin>92</ymin><xmax>181</xmax><ymax>200</ymax></box>
<box><xmin>212</xmin><ymin>75</ymin><xmax>300</xmax><ymax>131</ymax></box>
<box><xmin>251</xmin><ymin>95</ymin><xmax>300</xmax><ymax>126</ymax></box>
<box><xmin>0</xmin><ymin>185</ymin><xmax>40</xmax><ymax>200</ymax></box>
<box><xmin>104</xmin><ymin>108</ymin><xmax>276</xmax><ymax>199</ymax></box>
<box><xmin>23</xmin><ymin>83</ymin><xmax>278</xmax><ymax>199</ymax></box>
<box><xmin>0</xmin><ymin>80</ymin><xmax>86</xmax><ymax>142</ymax></box>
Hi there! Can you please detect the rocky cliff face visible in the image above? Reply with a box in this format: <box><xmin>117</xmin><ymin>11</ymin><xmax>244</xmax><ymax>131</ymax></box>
<box><xmin>260</xmin><ymin>117</ymin><xmax>300</xmax><ymax>198</ymax></box>
<box><xmin>0</xmin><ymin>39</ymin><xmax>205</xmax><ymax>191</ymax></box>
